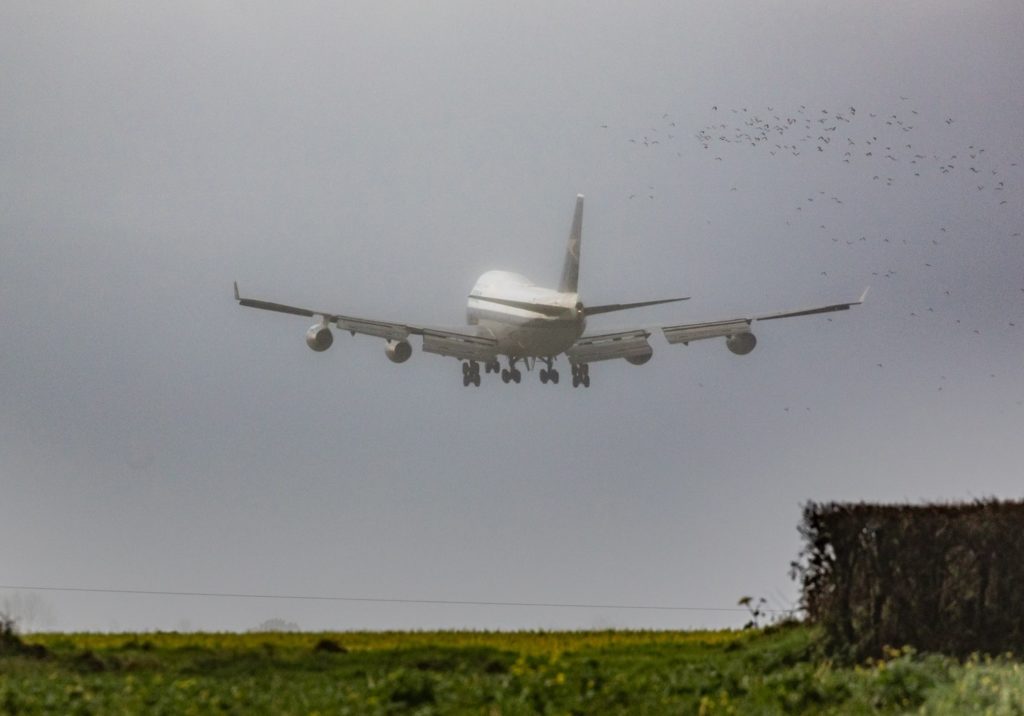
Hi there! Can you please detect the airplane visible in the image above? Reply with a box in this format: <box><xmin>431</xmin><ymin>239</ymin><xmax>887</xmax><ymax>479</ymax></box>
<box><xmin>235</xmin><ymin>194</ymin><xmax>866</xmax><ymax>388</ymax></box>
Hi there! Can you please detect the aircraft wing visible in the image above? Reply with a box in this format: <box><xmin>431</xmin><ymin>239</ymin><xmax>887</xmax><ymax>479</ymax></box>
<box><xmin>569</xmin><ymin>289</ymin><xmax>867</xmax><ymax>363</ymax></box>
<box><xmin>234</xmin><ymin>283</ymin><xmax>497</xmax><ymax>361</ymax></box>
<box><xmin>661</xmin><ymin>288</ymin><xmax>869</xmax><ymax>346</ymax></box>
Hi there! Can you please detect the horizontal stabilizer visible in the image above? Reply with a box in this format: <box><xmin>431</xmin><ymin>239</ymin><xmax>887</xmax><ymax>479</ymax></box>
<box><xmin>469</xmin><ymin>295</ymin><xmax>570</xmax><ymax>317</ymax></box>
<box><xmin>584</xmin><ymin>296</ymin><xmax>689</xmax><ymax>316</ymax></box>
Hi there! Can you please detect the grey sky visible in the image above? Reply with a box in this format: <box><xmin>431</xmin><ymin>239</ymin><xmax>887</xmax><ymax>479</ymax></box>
<box><xmin>2</xmin><ymin>1</ymin><xmax>1022</xmax><ymax>631</ymax></box>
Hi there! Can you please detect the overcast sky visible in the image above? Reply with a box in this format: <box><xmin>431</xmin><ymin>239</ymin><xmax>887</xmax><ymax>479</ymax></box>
<box><xmin>2</xmin><ymin>1</ymin><xmax>1022</xmax><ymax>632</ymax></box>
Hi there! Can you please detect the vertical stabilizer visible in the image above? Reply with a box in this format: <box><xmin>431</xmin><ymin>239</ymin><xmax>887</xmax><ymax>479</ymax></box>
<box><xmin>559</xmin><ymin>194</ymin><xmax>583</xmax><ymax>293</ymax></box>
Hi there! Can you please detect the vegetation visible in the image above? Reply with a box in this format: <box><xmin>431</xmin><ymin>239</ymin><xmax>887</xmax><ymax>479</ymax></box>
<box><xmin>794</xmin><ymin>499</ymin><xmax>1024</xmax><ymax>660</ymax></box>
<box><xmin>2</xmin><ymin>623</ymin><xmax>1024</xmax><ymax>713</ymax></box>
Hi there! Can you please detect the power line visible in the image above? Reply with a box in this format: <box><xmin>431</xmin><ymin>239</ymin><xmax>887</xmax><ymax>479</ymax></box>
<box><xmin>0</xmin><ymin>584</ymin><xmax>792</xmax><ymax>614</ymax></box>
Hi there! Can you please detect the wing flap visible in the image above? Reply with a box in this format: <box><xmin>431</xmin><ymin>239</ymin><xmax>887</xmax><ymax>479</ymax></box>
<box><xmin>567</xmin><ymin>329</ymin><xmax>652</xmax><ymax>363</ymax></box>
<box><xmin>662</xmin><ymin>319</ymin><xmax>752</xmax><ymax>345</ymax></box>
<box><xmin>421</xmin><ymin>329</ymin><xmax>498</xmax><ymax>361</ymax></box>
<box><xmin>334</xmin><ymin>316</ymin><xmax>411</xmax><ymax>341</ymax></box>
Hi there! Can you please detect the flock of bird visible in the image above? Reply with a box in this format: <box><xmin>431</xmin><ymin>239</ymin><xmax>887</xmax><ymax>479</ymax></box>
<box><xmin>610</xmin><ymin>100</ymin><xmax>1018</xmax><ymax>213</ymax></box>
<box><xmin>693</xmin><ymin>102</ymin><xmax>1017</xmax><ymax>204</ymax></box>
<box><xmin>601</xmin><ymin>99</ymin><xmax>1022</xmax><ymax>409</ymax></box>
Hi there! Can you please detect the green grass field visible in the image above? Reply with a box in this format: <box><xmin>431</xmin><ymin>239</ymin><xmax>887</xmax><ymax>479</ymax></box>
<box><xmin>3</xmin><ymin>624</ymin><xmax>1024</xmax><ymax>714</ymax></box>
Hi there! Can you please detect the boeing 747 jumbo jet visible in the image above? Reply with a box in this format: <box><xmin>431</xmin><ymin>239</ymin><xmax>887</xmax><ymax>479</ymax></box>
<box><xmin>235</xmin><ymin>195</ymin><xmax>866</xmax><ymax>388</ymax></box>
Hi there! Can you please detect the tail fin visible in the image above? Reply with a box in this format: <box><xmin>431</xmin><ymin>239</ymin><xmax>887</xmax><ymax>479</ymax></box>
<box><xmin>559</xmin><ymin>194</ymin><xmax>584</xmax><ymax>294</ymax></box>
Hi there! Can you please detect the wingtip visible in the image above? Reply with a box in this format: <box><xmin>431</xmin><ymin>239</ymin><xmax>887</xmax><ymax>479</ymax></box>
<box><xmin>859</xmin><ymin>286</ymin><xmax>870</xmax><ymax>304</ymax></box>
<box><xmin>233</xmin><ymin>281</ymin><xmax>240</xmax><ymax>301</ymax></box>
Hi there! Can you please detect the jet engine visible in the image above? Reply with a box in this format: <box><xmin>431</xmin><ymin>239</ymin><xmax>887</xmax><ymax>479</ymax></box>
<box><xmin>306</xmin><ymin>324</ymin><xmax>334</xmax><ymax>352</ymax></box>
<box><xmin>386</xmin><ymin>339</ymin><xmax>412</xmax><ymax>363</ymax></box>
<box><xmin>625</xmin><ymin>347</ymin><xmax>654</xmax><ymax>365</ymax></box>
<box><xmin>726</xmin><ymin>332</ymin><xmax>757</xmax><ymax>355</ymax></box>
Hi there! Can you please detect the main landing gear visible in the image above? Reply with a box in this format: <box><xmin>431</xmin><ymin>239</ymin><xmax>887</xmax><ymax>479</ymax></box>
<box><xmin>460</xmin><ymin>357</ymin><xmax>588</xmax><ymax>387</ymax></box>
<box><xmin>539</xmin><ymin>357</ymin><xmax>560</xmax><ymax>385</ymax></box>
<box><xmin>462</xmin><ymin>360</ymin><xmax>481</xmax><ymax>387</ymax></box>
<box><xmin>571</xmin><ymin>362</ymin><xmax>591</xmax><ymax>388</ymax></box>
<box><xmin>500</xmin><ymin>358</ymin><xmax>522</xmax><ymax>384</ymax></box>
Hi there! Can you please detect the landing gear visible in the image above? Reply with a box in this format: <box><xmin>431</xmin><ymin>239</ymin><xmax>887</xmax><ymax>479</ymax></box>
<box><xmin>461</xmin><ymin>360</ymin><xmax>481</xmax><ymax>387</ymax></box>
<box><xmin>539</xmin><ymin>357</ymin><xmax>559</xmax><ymax>385</ymax></box>
<box><xmin>571</xmin><ymin>363</ymin><xmax>590</xmax><ymax>388</ymax></box>
<box><xmin>540</xmin><ymin>369</ymin><xmax>557</xmax><ymax>384</ymax></box>
<box><xmin>500</xmin><ymin>358</ymin><xmax>522</xmax><ymax>384</ymax></box>
<box><xmin>501</xmin><ymin>367</ymin><xmax>522</xmax><ymax>384</ymax></box>
<box><xmin>460</xmin><ymin>357</ymin><xmax>571</xmax><ymax>387</ymax></box>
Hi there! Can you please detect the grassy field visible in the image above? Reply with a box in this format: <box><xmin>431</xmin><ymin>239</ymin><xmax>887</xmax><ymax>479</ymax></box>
<box><xmin>3</xmin><ymin>623</ymin><xmax>1024</xmax><ymax>714</ymax></box>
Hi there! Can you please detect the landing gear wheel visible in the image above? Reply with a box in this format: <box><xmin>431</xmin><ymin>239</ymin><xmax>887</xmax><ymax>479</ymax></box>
<box><xmin>501</xmin><ymin>369</ymin><xmax>511</xmax><ymax>384</ymax></box>
<box><xmin>571</xmin><ymin>364</ymin><xmax>589</xmax><ymax>388</ymax></box>
<box><xmin>512</xmin><ymin>369</ymin><xmax>522</xmax><ymax>384</ymax></box>
<box><xmin>539</xmin><ymin>358</ymin><xmax>559</xmax><ymax>386</ymax></box>
<box><xmin>462</xmin><ymin>361</ymin><xmax>482</xmax><ymax>387</ymax></box>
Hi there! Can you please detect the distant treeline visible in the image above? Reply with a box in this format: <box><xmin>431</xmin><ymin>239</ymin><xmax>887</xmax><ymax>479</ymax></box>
<box><xmin>795</xmin><ymin>499</ymin><xmax>1024</xmax><ymax>660</ymax></box>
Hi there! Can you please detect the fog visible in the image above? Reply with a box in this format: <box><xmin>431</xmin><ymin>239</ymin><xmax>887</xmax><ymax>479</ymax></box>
<box><xmin>1</xmin><ymin>1</ymin><xmax>1021</xmax><ymax>631</ymax></box>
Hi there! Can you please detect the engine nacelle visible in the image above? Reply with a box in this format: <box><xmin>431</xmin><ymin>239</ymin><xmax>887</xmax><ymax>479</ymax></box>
<box><xmin>726</xmin><ymin>332</ymin><xmax>757</xmax><ymax>355</ymax></box>
<box><xmin>386</xmin><ymin>339</ymin><xmax>412</xmax><ymax>363</ymax></box>
<box><xmin>625</xmin><ymin>347</ymin><xmax>653</xmax><ymax>365</ymax></box>
<box><xmin>305</xmin><ymin>324</ymin><xmax>334</xmax><ymax>352</ymax></box>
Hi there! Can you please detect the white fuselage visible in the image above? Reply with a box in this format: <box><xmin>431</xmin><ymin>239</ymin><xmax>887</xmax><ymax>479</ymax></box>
<box><xmin>466</xmin><ymin>270</ymin><xmax>586</xmax><ymax>358</ymax></box>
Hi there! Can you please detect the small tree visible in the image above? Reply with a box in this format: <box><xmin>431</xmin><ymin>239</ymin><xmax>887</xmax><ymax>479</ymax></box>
<box><xmin>738</xmin><ymin>596</ymin><xmax>769</xmax><ymax>629</ymax></box>
<box><xmin>0</xmin><ymin>612</ymin><xmax>22</xmax><ymax>654</ymax></box>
